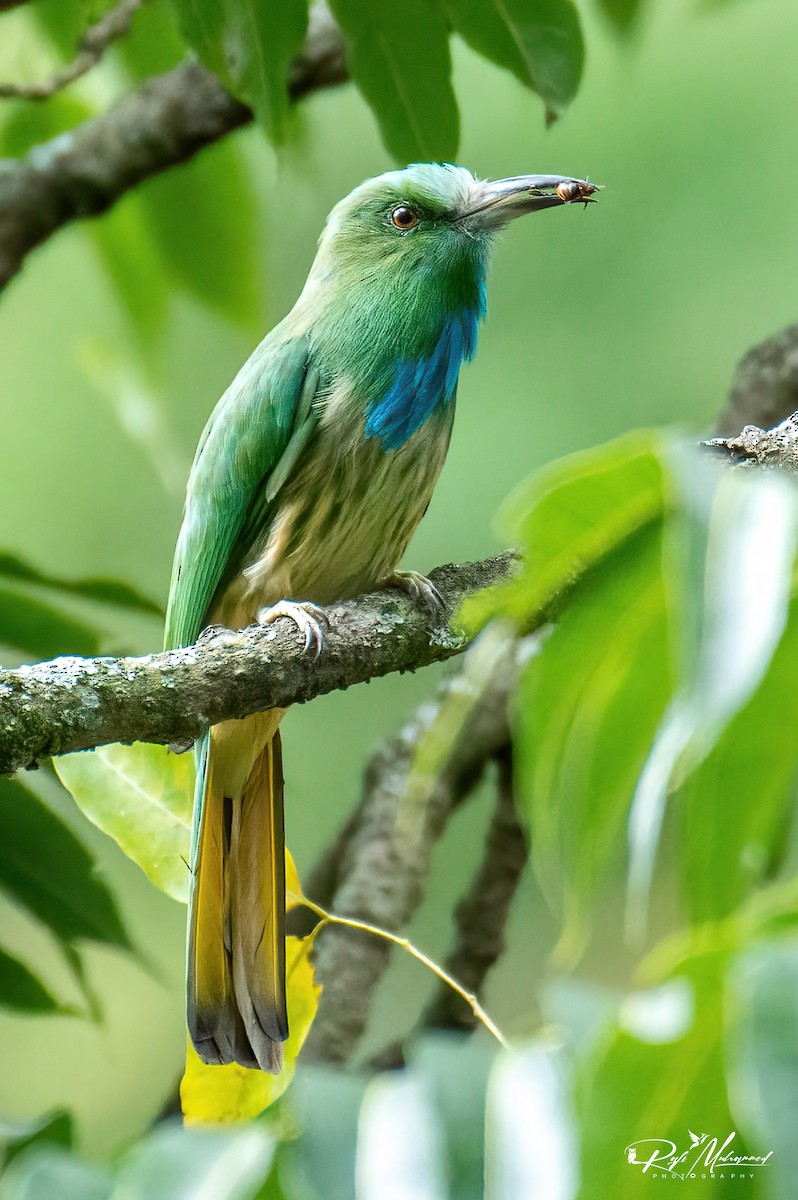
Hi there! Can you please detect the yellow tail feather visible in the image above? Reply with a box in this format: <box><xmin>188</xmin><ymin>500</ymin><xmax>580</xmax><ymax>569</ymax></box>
<box><xmin>187</xmin><ymin>711</ymin><xmax>287</xmax><ymax>1073</ymax></box>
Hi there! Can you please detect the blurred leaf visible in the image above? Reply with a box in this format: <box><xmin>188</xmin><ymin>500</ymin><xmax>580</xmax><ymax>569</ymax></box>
<box><xmin>356</xmin><ymin>1072</ymin><xmax>447</xmax><ymax>1200</ymax></box>
<box><xmin>628</xmin><ymin>461</ymin><xmax>798</xmax><ymax>934</ymax></box>
<box><xmin>0</xmin><ymin>551</ymin><xmax>162</xmax><ymax>616</ymax></box>
<box><xmin>329</xmin><ymin>0</ymin><xmax>459</xmax><ymax>163</ymax></box>
<box><xmin>0</xmin><ymin>586</ymin><xmax>101</xmax><ymax>657</ymax></box>
<box><xmin>576</xmin><ymin>964</ymin><xmax>752</xmax><ymax>1199</ymax></box>
<box><xmin>462</xmin><ymin>431</ymin><xmax>666</xmax><ymax>632</ymax></box>
<box><xmin>0</xmin><ymin>946</ymin><xmax>72</xmax><ymax>1015</ymax></box>
<box><xmin>593</xmin><ymin>0</ymin><xmax>645</xmax><ymax>35</ymax></box>
<box><xmin>169</xmin><ymin>0</ymin><xmax>308</xmax><ymax>140</ymax></box>
<box><xmin>90</xmin><ymin>195</ymin><xmax>170</xmax><ymax>349</ymax></box>
<box><xmin>55</xmin><ymin>743</ymin><xmax>194</xmax><ymax>903</ymax></box>
<box><xmin>486</xmin><ymin>1044</ymin><xmax>577</xmax><ymax>1200</ymax></box>
<box><xmin>727</xmin><ymin>942</ymin><xmax>796</xmax><ymax>1198</ymax></box>
<box><xmin>33</xmin><ymin>0</ymin><xmax>116</xmax><ymax>57</ymax></box>
<box><xmin>0</xmin><ymin>776</ymin><xmax>131</xmax><ymax>951</ymax></box>
<box><xmin>516</xmin><ymin>526</ymin><xmax>673</xmax><ymax>958</ymax></box>
<box><xmin>0</xmin><ymin>93</ymin><xmax>92</xmax><ymax>158</ymax></box>
<box><xmin>678</xmin><ymin>592</ymin><xmax>798</xmax><ymax>924</ymax></box>
<box><xmin>113</xmin><ymin>1123</ymin><xmax>275</xmax><ymax>1199</ymax></box>
<box><xmin>0</xmin><ymin>1147</ymin><xmax>112</xmax><ymax>1200</ymax></box>
<box><xmin>180</xmin><ymin>936</ymin><xmax>322</xmax><ymax>1123</ymax></box>
<box><xmin>284</xmin><ymin>1066</ymin><xmax>369</xmax><ymax>1200</ymax></box>
<box><xmin>413</xmin><ymin>1039</ymin><xmax>495</xmax><ymax>1200</ymax></box>
<box><xmin>440</xmin><ymin>0</ymin><xmax>584</xmax><ymax>119</ymax></box>
<box><xmin>0</xmin><ymin>1111</ymin><xmax>73</xmax><ymax>1167</ymax></box>
<box><xmin>139</xmin><ymin>138</ymin><xmax>262</xmax><ymax>331</ymax></box>
<box><xmin>116</xmin><ymin>0</ymin><xmax>185</xmax><ymax>80</ymax></box>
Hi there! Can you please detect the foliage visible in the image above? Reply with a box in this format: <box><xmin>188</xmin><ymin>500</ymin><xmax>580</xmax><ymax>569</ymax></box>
<box><xmin>1</xmin><ymin>0</ymin><xmax>798</xmax><ymax>1196</ymax></box>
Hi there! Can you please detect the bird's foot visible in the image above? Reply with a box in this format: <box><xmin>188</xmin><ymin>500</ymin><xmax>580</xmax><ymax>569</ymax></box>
<box><xmin>384</xmin><ymin>570</ymin><xmax>445</xmax><ymax>616</ymax></box>
<box><xmin>256</xmin><ymin>599</ymin><xmax>329</xmax><ymax>660</ymax></box>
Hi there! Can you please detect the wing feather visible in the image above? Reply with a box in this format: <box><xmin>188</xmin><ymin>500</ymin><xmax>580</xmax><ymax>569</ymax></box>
<box><xmin>165</xmin><ymin>334</ymin><xmax>318</xmax><ymax>649</ymax></box>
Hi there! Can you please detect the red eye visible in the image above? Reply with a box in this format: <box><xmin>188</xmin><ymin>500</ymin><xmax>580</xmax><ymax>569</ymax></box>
<box><xmin>391</xmin><ymin>205</ymin><xmax>418</xmax><ymax>230</ymax></box>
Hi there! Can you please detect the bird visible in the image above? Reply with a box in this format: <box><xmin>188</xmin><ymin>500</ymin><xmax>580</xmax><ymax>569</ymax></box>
<box><xmin>165</xmin><ymin>163</ymin><xmax>598</xmax><ymax>1073</ymax></box>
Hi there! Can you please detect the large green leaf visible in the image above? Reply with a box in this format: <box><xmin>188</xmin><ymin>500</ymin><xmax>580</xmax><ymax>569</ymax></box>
<box><xmin>627</xmin><ymin>460</ymin><xmax>798</xmax><ymax>930</ymax></box>
<box><xmin>0</xmin><ymin>777</ymin><xmax>131</xmax><ymax>951</ymax></box>
<box><xmin>169</xmin><ymin>0</ymin><xmax>308</xmax><ymax>140</ymax></box>
<box><xmin>440</xmin><ymin>0</ymin><xmax>584</xmax><ymax>119</ymax></box>
<box><xmin>726</xmin><ymin>942</ymin><xmax>797</xmax><ymax>1200</ymax></box>
<box><xmin>329</xmin><ymin>0</ymin><xmax>459</xmax><ymax>163</ymax></box>
<box><xmin>677</xmin><ymin>593</ymin><xmax>798</xmax><ymax>924</ymax></box>
<box><xmin>0</xmin><ymin>552</ymin><xmax>161</xmax><ymax>616</ymax></box>
<box><xmin>462</xmin><ymin>431</ymin><xmax>666</xmax><ymax>632</ymax></box>
<box><xmin>515</xmin><ymin>525</ymin><xmax>673</xmax><ymax>958</ymax></box>
<box><xmin>0</xmin><ymin>946</ymin><xmax>71</xmax><ymax>1016</ymax></box>
<box><xmin>55</xmin><ymin>743</ymin><xmax>194</xmax><ymax>903</ymax></box>
<box><xmin>0</xmin><ymin>1111</ymin><xmax>73</xmax><ymax>1168</ymax></box>
<box><xmin>90</xmin><ymin>196</ymin><xmax>170</xmax><ymax>348</ymax></box>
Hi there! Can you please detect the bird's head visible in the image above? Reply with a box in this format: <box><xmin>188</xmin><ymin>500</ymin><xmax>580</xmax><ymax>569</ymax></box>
<box><xmin>312</xmin><ymin>162</ymin><xmax>598</xmax><ymax>302</ymax></box>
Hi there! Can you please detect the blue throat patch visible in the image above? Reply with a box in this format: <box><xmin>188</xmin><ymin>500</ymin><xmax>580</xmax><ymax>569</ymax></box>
<box><xmin>365</xmin><ymin>298</ymin><xmax>484</xmax><ymax>451</ymax></box>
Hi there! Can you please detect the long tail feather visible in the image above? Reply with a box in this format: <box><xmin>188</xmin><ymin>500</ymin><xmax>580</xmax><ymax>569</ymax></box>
<box><xmin>187</xmin><ymin>716</ymin><xmax>287</xmax><ymax>1074</ymax></box>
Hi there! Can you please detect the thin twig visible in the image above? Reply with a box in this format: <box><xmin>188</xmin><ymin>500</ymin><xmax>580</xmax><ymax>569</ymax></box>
<box><xmin>0</xmin><ymin>0</ymin><xmax>146</xmax><ymax>101</ymax></box>
<box><xmin>296</xmin><ymin>895</ymin><xmax>509</xmax><ymax>1051</ymax></box>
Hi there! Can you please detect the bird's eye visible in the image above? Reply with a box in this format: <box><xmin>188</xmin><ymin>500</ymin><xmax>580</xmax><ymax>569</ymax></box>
<box><xmin>390</xmin><ymin>205</ymin><xmax>418</xmax><ymax>231</ymax></box>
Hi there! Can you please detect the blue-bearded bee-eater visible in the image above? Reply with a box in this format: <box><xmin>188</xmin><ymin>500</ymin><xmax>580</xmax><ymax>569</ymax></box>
<box><xmin>165</xmin><ymin>164</ymin><xmax>598</xmax><ymax>1073</ymax></box>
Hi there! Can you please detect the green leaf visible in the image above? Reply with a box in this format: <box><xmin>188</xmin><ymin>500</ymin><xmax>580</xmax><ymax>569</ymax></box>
<box><xmin>0</xmin><ymin>1147</ymin><xmax>112</xmax><ymax>1200</ymax></box>
<box><xmin>114</xmin><ymin>1124</ymin><xmax>275</xmax><ymax>1200</ymax></box>
<box><xmin>55</xmin><ymin>743</ymin><xmax>194</xmax><ymax>903</ymax></box>
<box><xmin>627</xmin><ymin>460</ymin><xmax>798</xmax><ymax>931</ymax></box>
<box><xmin>726</xmin><ymin>942</ymin><xmax>797</xmax><ymax>1198</ymax></box>
<box><xmin>0</xmin><ymin>777</ymin><xmax>131</xmax><ymax>951</ymax></box>
<box><xmin>329</xmin><ymin>0</ymin><xmax>459</xmax><ymax>163</ymax></box>
<box><xmin>575</xmin><ymin>968</ymin><xmax>748</xmax><ymax>1198</ymax></box>
<box><xmin>515</xmin><ymin>524</ymin><xmax>673</xmax><ymax>958</ymax></box>
<box><xmin>462</xmin><ymin>431</ymin><xmax>666</xmax><ymax>632</ymax></box>
<box><xmin>169</xmin><ymin>0</ymin><xmax>308</xmax><ymax>140</ymax></box>
<box><xmin>593</xmin><ymin>0</ymin><xmax>646</xmax><ymax>36</ymax></box>
<box><xmin>0</xmin><ymin>1111</ymin><xmax>73</xmax><ymax>1167</ymax></box>
<box><xmin>678</xmin><ymin>592</ymin><xmax>798</xmax><ymax>924</ymax></box>
<box><xmin>0</xmin><ymin>552</ymin><xmax>162</xmax><ymax>616</ymax></box>
<box><xmin>116</xmin><ymin>0</ymin><xmax>186</xmax><ymax>80</ymax></box>
<box><xmin>441</xmin><ymin>0</ymin><xmax>584</xmax><ymax>119</ymax></box>
<box><xmin>0</xmin><ymin>586</ymin><xmax>101</xmax><ymax>658</ymax></box>
<box><xmin>139</xmin><ymin>138</ymin><xmax>262</xmax><ymax>332</ymax></box>
<box><xmin>0</xmin><ymin>946</ymin><xmax>70</xmax><ymax>1015</ymax></box>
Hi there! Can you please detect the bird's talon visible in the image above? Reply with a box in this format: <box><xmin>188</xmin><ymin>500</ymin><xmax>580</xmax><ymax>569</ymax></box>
<box><xmin>256</xmin><ymin>600</ymin><xmax>327</xmax><ymax>658</ymax></box>
<box><xmin>386</xmin><ymin>571</ymin><xmax>445</xmax><ymax>615</ymax></box>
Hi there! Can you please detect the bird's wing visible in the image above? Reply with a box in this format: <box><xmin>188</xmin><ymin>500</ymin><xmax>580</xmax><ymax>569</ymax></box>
<box><xmin>165</xmin><ymin>334</ymin><xmax>319</xmax><ymax>650</ymax></box>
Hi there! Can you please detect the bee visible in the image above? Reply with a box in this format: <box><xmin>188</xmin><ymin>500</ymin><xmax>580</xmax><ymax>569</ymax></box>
<box><xmin>556</xmin><ymin>178</ymin><xmax>598</xmax><ymax>207</ymax></box>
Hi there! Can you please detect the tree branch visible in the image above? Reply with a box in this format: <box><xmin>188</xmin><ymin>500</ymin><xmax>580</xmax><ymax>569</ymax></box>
<box><xmin>702</xmin><ymin>410</ymin><xmax>798</xmax><ymax>472</ymax></box>
<box><xmin>0</xmin><ymin>553</ymin><xmax>515</xmax><ymax>775</ymax></box>
<box><xmin>0</xmin><ymin>0</ymin><xmax>146</xmax><ymax>101</ymax></box>
<box><xmin>421</xmin><ymin>745</ymin><xmax>527</xmax><ymax>1036</ymax></box>
<box><xmin>0</xmin><ymin>4</ymin><xmax>346</xmax><ymax>291</ymax></box>
<box><xmin>715</xmin><ymin>324</ymin><xmax>798</xmax><ymax>437</ymax></box>
<box><xmin>302</xmin><ymin>638</ymin><xmax>521</xmax><ymax>1066</ymax></box>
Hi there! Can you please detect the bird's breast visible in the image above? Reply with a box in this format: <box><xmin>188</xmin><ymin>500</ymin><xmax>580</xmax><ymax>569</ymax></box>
<box><xmin>226</xmin><ymin>392</ymin><xmax>454</xmax><ymax>619</ymax></box>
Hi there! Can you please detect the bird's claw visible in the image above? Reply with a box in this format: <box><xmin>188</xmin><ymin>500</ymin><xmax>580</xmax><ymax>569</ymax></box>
<box><xmin>256</xmin><ymin>600</ymin><xmax>328</xmax><ymax>660</ymax></box>
<box><xmin>385</xmin><ymin>570</ymin><xmax>445</xmax><ymax>616</ymax></box>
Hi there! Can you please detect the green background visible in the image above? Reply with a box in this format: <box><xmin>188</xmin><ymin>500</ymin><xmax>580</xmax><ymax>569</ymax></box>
<box><xmin>1</xmin><ymin>0</ymin><xmax>797</xmax><ymax>1158</ymax></box>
